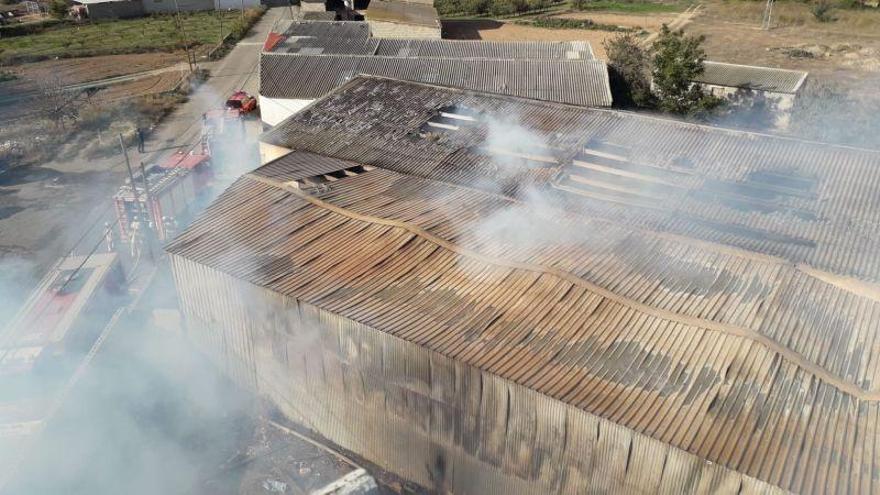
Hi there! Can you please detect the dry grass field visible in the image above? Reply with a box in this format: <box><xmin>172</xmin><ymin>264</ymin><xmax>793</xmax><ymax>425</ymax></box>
<box><xmin>5</xmin><ymin>53</ymin><xmax>185</xmax><ymax>86</ymax></box>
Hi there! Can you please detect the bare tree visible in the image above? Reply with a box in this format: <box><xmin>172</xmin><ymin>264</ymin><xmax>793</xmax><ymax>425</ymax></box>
<box><xmin>32</xmin><ymin>77</ymin><xmax>80</xmax><ymax>130</ymax></box>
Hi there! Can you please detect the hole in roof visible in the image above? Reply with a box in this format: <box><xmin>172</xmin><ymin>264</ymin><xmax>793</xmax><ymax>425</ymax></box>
<box><xmin>284</xmin><ymin>165</ymin><xmax>375</xmax><ymax>192</ymax></box>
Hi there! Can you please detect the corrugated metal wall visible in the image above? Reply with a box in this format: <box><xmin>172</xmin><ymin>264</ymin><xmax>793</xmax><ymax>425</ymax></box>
<box><xmin>170</xmin><ymin>255</ymin><xmax>787</xmax><ymax>495</ymax></box>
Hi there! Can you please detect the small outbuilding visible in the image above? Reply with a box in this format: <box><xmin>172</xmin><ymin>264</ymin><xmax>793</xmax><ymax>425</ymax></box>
<box><xmin>692</xmin><ymin>61</ymin><xmax>808</xmax><ymax>129</ymax></box>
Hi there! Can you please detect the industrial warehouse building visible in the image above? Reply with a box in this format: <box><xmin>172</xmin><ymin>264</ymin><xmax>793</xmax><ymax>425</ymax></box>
<box><xmin>691</xmin><ymin>61</ymin><xmax>808</xmax><ymax>129</ymax></box>
<box><xmin>258</xmin><ymin>21</ymin><xmax>609</xmax><ymax>127</ymax></box>
<box><xmin>168</xmin><ymin>76</ymin><xmax>880</xmax><ymax>494</ymax></box>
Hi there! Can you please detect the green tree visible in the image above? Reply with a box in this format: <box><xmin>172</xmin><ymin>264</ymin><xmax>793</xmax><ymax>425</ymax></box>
<box><xmin>651</xmin><ymin>25</ymin><xmax>723</xmax><ymax>119</ymax></box>
<box><xmin>49</xmin><ymin>0</ymin><xmax>70</xmax><ymax>19</ymax></box>
<box><xmin>603</xmin><ymin>32</ymin><xmax>655</xmax><ymax>109</ymax></box>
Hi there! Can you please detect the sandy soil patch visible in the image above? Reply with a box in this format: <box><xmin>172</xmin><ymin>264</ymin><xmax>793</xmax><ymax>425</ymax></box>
<box><xmin>685</xmin><ymin>1</ymin><xmax>880</xmax><ymax>98</ymax></box>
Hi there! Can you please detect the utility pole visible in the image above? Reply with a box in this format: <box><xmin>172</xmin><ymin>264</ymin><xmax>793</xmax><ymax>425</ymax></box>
<box><xmin>118</xmin><ymin>134</ymin><xmax>154</xmax><ymax>261</ymax></box>
<box><xmin>240</xmin><ymin>0</ymin><xmax>245</xmax><ymax>24</ymax></box>
<box><xmin>217</xmin><ymin>7</ymin><xmax>223</xmax><ymax>42</ymax></box>
<box><xmin>173</xmin><ymin>0</ymin><xmax>195</xmax><ymax>73</ymax></box>
<box><xmin>762</xmin><ymin>0</ymin><xmax>774</xmax><ymax>30</ymax></box>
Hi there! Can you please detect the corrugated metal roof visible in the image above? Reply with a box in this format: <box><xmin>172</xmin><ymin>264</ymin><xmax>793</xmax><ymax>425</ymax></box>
<box><xmin>694</xmin><ymin>61</ymin><xmax>808</xmax><ymax>94</ymax></box>
<box><xmin>363</xmin><ymin>0</ymin><xmax>438</xmax><ymax>27</ymax></box>
<box><xmin>299</xmin><ymin>11</ymin><xmax>337</xmax><ymax>20</ymax></box>
<box><xmin>273</xmin><ymin>20</ymin><xmax>371</xmax><ymax>40</ymax></box>
<box><xmin>373</xmin><ymin>38</ymin><xmax>594</xmax><ymax>60</ymax></box>
<box><xmin>172</xmin><ymin>76</ymin><xmax>880</xmax><ymax>494</ymax></box>
<box><xmin>273</xmin><ymin>37</ymin><xmax>379</xmax><ymax>56</ymax></box>
<box><xmin>265</xmin><ymin>21</ymin><xmax>595</xmax><ymax>60</ymax></box>
<box><xmin>263</xmin><ymin>76</ymin><xmax>880</xmax><ymax>282</ymax></box>
<box><xmin>168</xmin><ymin>153</ymin><xmax>880</xmax><ymax>495</ymax></box>
<box><xmin>259</xmin><ymin>54</ymin><xmax>612</xmax><ymax>106</ymax></box>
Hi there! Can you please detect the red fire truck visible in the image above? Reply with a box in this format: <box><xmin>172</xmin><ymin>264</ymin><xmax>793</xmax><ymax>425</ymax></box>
<box><xmin>112</xmin><ymin>144</ymin><xmax>213</xmax><ymax>244</ymax></box>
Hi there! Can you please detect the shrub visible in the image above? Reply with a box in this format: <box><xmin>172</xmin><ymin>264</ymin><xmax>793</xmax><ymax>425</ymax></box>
<box><xmin>603</xmin><ymin>32</ymin><xmax>655</xmax><ymax>108</ymax></box>
<box><xmin>49</xmin><ymin>0</ymin><xmax>69</xmax><ymax>19</ymax></box>
<box><xmin>526</xmin><ymin>16</ymin><xmax>632</xmax><ymax>31</ymax></box>
<box><xmin>651</xmin><ymin>25</ymin><xmax>724</xmax><ymax>119</ymax></box>
<box><xmin>811</xmin><ymin>0</ymin><xmax>834</xmax><ymax>21</ymax></box>
<box><xmin>0</xmin><ymin>18</ymin><xmax>65</xmax><ymax>37</ymax></box>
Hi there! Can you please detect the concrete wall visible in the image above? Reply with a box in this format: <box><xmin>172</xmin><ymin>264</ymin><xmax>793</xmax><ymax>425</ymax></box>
<box><xmin>259</xmin><ymin>141</ymin><xmax>293</xmax><ymax>165</ymax></box>
<box><xmin>215</xmin><ymin>0</ymin><xmax>260</xmax><ymax>8</ymax></box>
<box><xmin>300</xmin><ymin>1</ymin><xmax>326</xmax><ymax>11</ymax></box>
<box><xmin>258</xmin><ymin>96</ymin><xmax>313</xmax><ymax>127</ymax></box>
<box><xmin>170</xmin><ymin>255</ymin><xmax>788</xmax><ymax>495</ymax></box>
<box><xmin>85</xmin><ymin>0</ymin><xmax>144</xmax><ymax>19</ymax></box>
<box><xmin>142</xmin><ymin>0</ymin><xmax>213</xmax><ymax>13</ymax></box>
<box><xmin>367</xmin><ymin>20</ymin><xmax>440</xmax><ymax>39</ymax></box>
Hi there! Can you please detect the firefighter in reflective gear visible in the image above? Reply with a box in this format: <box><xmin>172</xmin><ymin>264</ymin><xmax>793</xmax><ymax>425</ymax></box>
<box><xmin>161</xmin><ymin>216</ymin><xmax>178</xmax><ymax>240</ymax></box>
<box><xmin>129</xmin><ymin>218</ymin><xmax>142</xmax><ymax>259</ymax></box>
<box><xmin>104</xmin><ymin>222</ymin><xmax>116</xmax><ymax>253</ymax></box>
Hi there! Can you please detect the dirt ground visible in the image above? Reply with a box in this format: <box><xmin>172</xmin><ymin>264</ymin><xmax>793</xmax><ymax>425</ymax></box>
<box><xmin>444</xmin><ymin>8</ymin><xmax>684</xmax><ymax>58</ymax></box>
<box><xmin>444</xmin><ymin>20</ymin><xmax>624</xmax><ymax>58</ymax></box>
<box><xmin>685</xmin><ymin>1</ymin><xmax>880</xmax><ymax>97</ymax></box>
<box><xmin>7</xmin><ymin>52</ymin><xmax>187</xmax><ymax>86</ymax></box>
<box><xmin>95</xmin><ymin>71</ymin><xmax>187</xmax><ymax>102</ymax></box>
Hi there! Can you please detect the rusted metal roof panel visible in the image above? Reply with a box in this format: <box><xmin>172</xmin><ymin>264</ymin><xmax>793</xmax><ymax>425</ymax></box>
<box><xmin>167</xmin><ymin>165</ymin><xmax>880</xmax><ymax>494</ymax></box>
<box><xmin>259</xmin><ymin>54</ymin><xmax>612</xmax><ymax>106</ymax></box>
<box><xmin>694</xmin><ymin>61</ymin><xmax>808</xmax><ymax>94</ymax></box>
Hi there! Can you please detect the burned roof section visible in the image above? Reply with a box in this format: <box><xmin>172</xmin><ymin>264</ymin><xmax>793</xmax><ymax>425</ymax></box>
<box><xmin>259</xmin><ymin>54</ymin><xmax>613</xmax><ymax>106</ymax></box>
<box><xmin>264</xmin><ymin>76</ymin><xmax>880</xmax><ymax>281</ymax></box>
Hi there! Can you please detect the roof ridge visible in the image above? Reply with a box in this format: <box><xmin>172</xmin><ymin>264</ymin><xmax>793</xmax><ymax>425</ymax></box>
<box><xmin>244</xmin><ymin>171</ymin><xmax>880</xmax><ymax>401</ymax></box>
